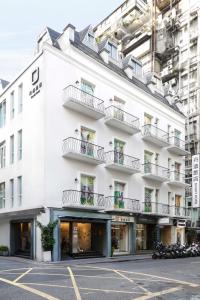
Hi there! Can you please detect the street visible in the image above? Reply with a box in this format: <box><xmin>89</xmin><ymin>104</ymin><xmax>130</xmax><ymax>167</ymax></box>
<box><xmin>0</xmin><ymin>257</ymin><xmax>200</xmax><ymax>299</ymax></box>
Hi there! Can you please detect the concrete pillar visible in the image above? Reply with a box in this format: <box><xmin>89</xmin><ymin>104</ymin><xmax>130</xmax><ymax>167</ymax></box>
<box><xmin>129</xmin><ymin>223</ymin><xmax>136</xmax><ymax>254</ymax></box>
<box><xmin>105</xmin><ymin>220</ymin><xmax>111</xmax><ymax>257</ymax></box>
<box><xmin>52</xmin><ymin>218</ymin><xmax>60</xmax><ymax>262</ymax></box>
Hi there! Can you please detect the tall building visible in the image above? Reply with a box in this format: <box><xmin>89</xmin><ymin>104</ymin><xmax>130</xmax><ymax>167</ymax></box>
<box><xmin>0</xmin><ymin>17</ymin><xmax>190</xmax><ymax>260</ymax></box>
<box><xmin>94</xmin><ymin>0</ymin><xmax>200</xmax><ymax>228</ymax></box>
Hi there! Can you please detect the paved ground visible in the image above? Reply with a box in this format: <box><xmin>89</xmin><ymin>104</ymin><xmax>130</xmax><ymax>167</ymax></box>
<box><xmin>0</xmin><ymin>256</ymin><xmax>200</xmax><ymax>299</ymax></box>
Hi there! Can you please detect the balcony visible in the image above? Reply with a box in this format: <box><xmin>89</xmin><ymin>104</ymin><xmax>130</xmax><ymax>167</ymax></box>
<box><xmin>63</xmin><ymin>137</ymin><xmax>105</xmax><ymax>165</ymax></box>
<box><xmin>105</xmin><ymin>196</ymin><xmax>140</xmax><ymax>213</ymax></box>
<box><xmin>105</xmin><ymin>151</ymin><xmax>140</xmax><ymax>174</ymax></box>
<box><xmin>142</xmin><ymin>163</ymin><xmax>169</xmax><ymax>182</ymax></box>
<box><xmin>63</xmin><ymin>85</ymin><xmax>105</xmax><ymax>119</ymax></box>
<box><xmin>170</xmin><ymin>206</ymin><xmax>187</xmax><ymax>218</ymax></box>
<box><xmin>142</xmin><ymin>125</ymin><xmax>169</xmax><ymax>147</ymax></box>
<box><xmin>167</xmin><ymin>136</ymin><xmax>190</xmax><ymax>156</ymax></box>
<box><xmin>168</xmin><ymin>171</ymin><xmax>189</xmax><ymax>188</ymax></box>
<box><xmin>62</xmin><ymin>190</ymin><xmax>106</xmax><ymax>211</ymax></box>
<box><xmin>143</xmin><ymin>202</ymin><xmax>170</xmax><ymax>216</ymax></box>
<box><xmin>105</xmin><ymin>106</ymin><xmax>140</xmax><ymax>135</ymax></box>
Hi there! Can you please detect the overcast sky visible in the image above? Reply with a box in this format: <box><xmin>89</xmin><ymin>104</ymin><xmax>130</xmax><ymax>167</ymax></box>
<box><xmin>0</xmin><ymin>0</ymin><xmax>122</xmax><ymax>82</ymax></box>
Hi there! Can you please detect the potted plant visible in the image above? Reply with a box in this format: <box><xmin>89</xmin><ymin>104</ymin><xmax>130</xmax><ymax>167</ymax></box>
<box><xmin>0</xmin><ymin>245</ymin><xmax>9</xmax><ymax>256</ymax></box>
<box><xmin>37</xmin><ymin>220</ymin><xmax>58</xmax><ymax>262</ymax></box>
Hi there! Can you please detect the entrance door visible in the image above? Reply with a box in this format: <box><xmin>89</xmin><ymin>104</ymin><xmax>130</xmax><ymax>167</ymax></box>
<box><xmin>144</xmin><ymin>151</ymin><xmax>153</xmax><ymax>173</ymax></box>
<box><xmin>60</xmin><ymin>222</ymin><xmax>71</xmax><ymax>259</ymax></box>
<box><xmin>175</xmin><ymin>195</ymin><xmax>181</xmax><ymax>216</ymax></box>
<box><xmin>114</xmin><ymin>139</ymin><xmax>125</xmax><ymax>165</ymax></box>
<box><xmin>114</xmin><ymin>181</ymin><xmax>125</xmax><ymax>209</ymax></box>
<box><xmin>80</xmin><ymin>175</ymin><xmax>95</xmax><ymax>206</ymax></box>
<box><xmin>81</xmin><ymin>127</ymin><xmax>95</xmax><ymax>157</ymax></box>
<box><xmin>11</xmin><ymin>221</ymin><xmax>33</xmax><ymax>258</ymax></box>
<box><xmin>111</xmin><ymin>223</ymin><xmax>129</xmax><ymax>255</ymax></box>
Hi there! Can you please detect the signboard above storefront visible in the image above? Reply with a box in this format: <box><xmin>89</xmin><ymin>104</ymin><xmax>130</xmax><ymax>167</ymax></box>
<box><xmin>192</xmin><ymin>154</ymin><xmax>200</xmax><ymax>208</ymax></box>
<box><xmin>112</xmin><ymin>215</ymin><xmax>134</xmax><ymax>223</ymax></box>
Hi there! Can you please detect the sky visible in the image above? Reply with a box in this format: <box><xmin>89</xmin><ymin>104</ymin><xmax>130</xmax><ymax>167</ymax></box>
<box><xmin>0</xmin><ymin>0</ymin><xmax>123</xmax><ymax>82</ymax></box>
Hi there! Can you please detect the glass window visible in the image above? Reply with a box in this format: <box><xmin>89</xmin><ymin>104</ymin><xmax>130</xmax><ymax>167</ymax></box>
<box><xmin>114</xmin><ymin>181</ymin><xmax>125</xmax><ymax>209</ymax></box>
<box><xmin>10</xmin><ymin>91</ymin><xmax>15</xmax><ymax>119</ymax></box>
<box><xmin>10</xmin><ymin>135</ymin><xmax>14</xmax><ymax>164</ymax></box>
<box><xmin>0</xmin><ymin>182</ymin><xmax>5</xmax><ymax>209</ymax></box>
<box><xmin>107</xmin><ymin>42</ymin><xmax>118</xmax><ymax>60</ymax></box>
<box><xmin>81</xmin><ymin>80</ymin><xmax>94</xmax><ymax>95</ymax></box>
<box><xmin>17</xmin><ymin>176</ymin><xmax>22</xmax><ymax>206</ymax></box>
<box><xmin>18</xmin><ymin>84</ymin><xmax>23</xmax><ymax>113</ymax></box>
<box><xmin>18</xmin><ymin>130</ymin><xmax>22</xmax><ymax>160</ymax></box>
<box><xmin>0</xmin><ymin>100</ymin><xmax>6</xmax><ymax>127</ymax></box>
<box><xmin>10</xmin><ymin>179</ymin><xmax>14</xmax><ymax>207</ymax></box>
<box><xmin>0</xmin><ymin>141</ymin><xmax>6</xmax><ymax>168</ymax></box>
<box><xmin>144</xmin><ymin>188</ymin><xmax>153</xmax><ymax>212</ymax></box>
<box><xmin>80</xmin><ymin>175</ymin><xmax>95</xmax><ymax>206</ymax></box>
<box><xmin>112</xmin><ymin>224</ymin><xmax>129</xmax><ymax>254</ymax></box>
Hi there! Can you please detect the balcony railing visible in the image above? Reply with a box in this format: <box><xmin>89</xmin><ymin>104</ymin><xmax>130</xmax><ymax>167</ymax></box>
<box><xmin>168</xmin><ymin>136</ymin><xmax>189</xmax><ymax>156</ymax></box>
<box><xmin>142</xmin><ymin>124</ymin><xmax>169</xmax><ymax>147</ymax></box>
<box><xmin>63</xmin><ymin>85</ymin><xmax>105</xmax><ymax>119</ymax></box>
<box><xmin>105</xmin><ymin>106</ymin><xmax>140</xmax><ymax>134</ymax></box>
<box><xmin>170</xmin><ymin>206</ymin><xmax>186</xmax><ymax>218</ymax></box>
<box><xmin>106</xmin><ymin>105</ymin><xmax>139</xmax><ymax>127</ymax></box>
<box><xmin>143</xmin><ymin>163</ymin><xmax>169</xmax><ymax>180</ymax></box>
<box><xmin>63</xmin><ymin>137</ymin><xmax>105</xmax><ymax>163</ymax></box>
<box><xmin>62</xmin><ymin>190</ymin><xmax>106</xmax><ymax>210</ymax></box>
<box><xmin>168</xmin><ymin>171</ymin><xmax>187</xmax><ymax>186</ymax></box>
<box><xmin>105</xmin><ymin>151</ymin><xmax>140</xmax><ymax>173</ymax></box>
<box><xmin>143</xmin><ymin>202</ymin><xmax>170</xmax><ymax>215</ymax></box>
<box><xmin>106</xmin><ymin>196</ymin><xmax>140</xmax><ymax>212</ymax></box>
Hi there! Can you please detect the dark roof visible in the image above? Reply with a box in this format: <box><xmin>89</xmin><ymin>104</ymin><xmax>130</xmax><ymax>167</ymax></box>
<box><xmin>47</xmin><ymin>27</ymin><xmax>61</xmax><ymax>49</ymax></box>
<box><xmin>79</xmin><ymin>25</ymin><xmax>91</xmax><ymax>42</ymax></box>
<box><xmin>71</xmin><ymin>31</ymin><xmax>183</xmax><ymax>116</ymax></box>
<box><xmin>0</xmin><ymin>79</ymin><xmax>9</xmax><ymax>89</ymax></box>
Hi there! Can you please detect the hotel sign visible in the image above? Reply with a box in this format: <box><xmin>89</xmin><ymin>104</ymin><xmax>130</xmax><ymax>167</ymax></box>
<box><xmin>112</xmin><ymin>216</ymin><xmax>134</xmax><ymax>223</ymax></box>
<box><xmin>192</xmin><ymin>154</ymin><xmax>200</xmax><ymax>208</ymax></box>
<box><xmin>29</xmin><ymin>67</ymin><xmax>42</xmax><ymax>99</ymax></box>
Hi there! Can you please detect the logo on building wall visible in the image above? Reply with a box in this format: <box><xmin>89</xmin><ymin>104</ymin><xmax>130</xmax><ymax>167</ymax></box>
<box><xmin>29</xmin><ymin>67</ymin><xmax>42</xmax><ymax>99</ymax></box>
<box><xmin>192</xmin><ymin>154</ymin><xmax>200</xmax><ymax>208</ymax></box>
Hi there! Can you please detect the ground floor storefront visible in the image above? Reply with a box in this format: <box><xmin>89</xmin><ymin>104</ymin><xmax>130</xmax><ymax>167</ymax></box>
<box><xmin>0</xmin><ymin>208</ymin><xmax>187</xmax><ymax>261</ymax></box>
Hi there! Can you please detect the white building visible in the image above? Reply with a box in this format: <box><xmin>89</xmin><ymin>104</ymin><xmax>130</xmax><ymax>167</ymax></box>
<box><xmin>0</xmin><ymin>23</ymin><xmax>190</xmax><ymax>261</ymax></box>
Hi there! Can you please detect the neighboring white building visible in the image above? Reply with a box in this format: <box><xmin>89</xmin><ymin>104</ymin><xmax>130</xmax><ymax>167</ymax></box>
<box><xmin>0</xmin><ymin>24</ymin><xmax>190</xmax><ymax>261</ymax></box>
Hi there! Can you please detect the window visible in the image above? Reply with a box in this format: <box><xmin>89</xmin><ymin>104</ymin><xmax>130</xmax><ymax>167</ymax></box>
<box><xmin>10</xmin><ymin>91</ymin><xmax>15</xmax><ymax>119</ymax></box>
<box><xmin>10</xmin><ymin>179</ymin><xmax>14</xmax><ymax>207</ymax></box>
<box><xmin>0</xmin><ymin>100</ymin><xmax>6</xmax><ymax>127</ymax></box>
<box><xmin>88</xmin><ymin>33</ymin><xmax>95</xmax><ymax>45</ymax></box>
<box><xmin>0</xmin><ymin>182</ymin><xmax>5</xmax><ymax>209</ymax></box>
<box><xmin>80</xmin><ymin>175</ymin><xmax>95</xmax><ymax>206</ymax></box>
<box><xmin>114</xmin><ymin>181</ymin><xmax>126</xmax><ymax>209</ymax></box>
<box><xmin>144</xmin><ymin>113</ymin><xmax>152</xmax><ymax>125</ymax></box>
<box><xmin>0</xmin><ymin>141</ymin><xmax>6</xmax><ymax>168</ymax></box>
<box><xmin>144</xmin><ymin>188</ymin><xmax>153</xmax><ymax>212</ymax></box>
<box><xmin>17</xmin><ymin>176</ymin><xmax>22</xmax><ymax>206</ymax></box>
<box><xmin>18</xmin><ymin>84</ymin><xmax>23</xmax><ymax>113</ymax></box>
<box><xmin>18</xmin><ymin>130</ymin><xmax>22</xmax><ymax>160</ymax></box>
<box><xmin>168</xmin><ymin>192</ymin><xmax>171</xmax><ymax>206</ymax></box>
<box><xmin>107</xmin><ymin>42</ymin><xmax>118</xmax><ymax>60</ymax></box>
<box><xmin>81</xmin><ymin>80</ymin><xmax>94</xmax><ymax>95</ymax></box>
<box><xmin>10</xmin><ymin>135</ymin><xmax>14</xmax><ymax>164</ymax></box>
<box><xmin>131</xmin><ymin>59</ymin><xmax>142</xmax><ymax>77</ymax></box>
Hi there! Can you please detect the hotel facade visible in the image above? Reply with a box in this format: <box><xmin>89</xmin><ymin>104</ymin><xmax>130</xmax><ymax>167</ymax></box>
<box><xmin>0</xmin><ymin>23</ymin><xmax>190</xmax><ymax>261</ymax></box>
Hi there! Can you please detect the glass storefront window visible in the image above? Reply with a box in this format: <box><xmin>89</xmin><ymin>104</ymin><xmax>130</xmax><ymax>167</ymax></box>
<box><xmin>112</xmin><ymin>224</ymin><xmax>129</xmax><ymax>254</ymax></box>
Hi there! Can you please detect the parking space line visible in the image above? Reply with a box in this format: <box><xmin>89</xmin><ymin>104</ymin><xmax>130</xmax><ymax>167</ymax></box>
<box><xmin>113</xmin><ymin>269</ymin><xmax>151</xmax><ymax>295</ymax></box>
<box><xmin>67</xmin><ymin>267</ymin><xmax>82</xmax><ymax>300</ymax></box>
<box><xmin>21</xmin><ymin>282</ymin><xmax>145</xmax><ymax>295</ymax></box>
<box><xmin>133</xmin><ymin>286</ymin><xmax>182</xmax><ymax>300</ymax></box>
<box><xmin>119</xmin><ymin>270</ymin><xmax>199</xmax><ymax>288</ymax></box>
<box><xmin>0</xmin><ymin>277</ymin><xmax>59</xmax><ymax>300</ymax></box>
<box><xmin>13</xmin><ymin>268</ymin><xmax>32</xmax><ymax>283</ymax></box>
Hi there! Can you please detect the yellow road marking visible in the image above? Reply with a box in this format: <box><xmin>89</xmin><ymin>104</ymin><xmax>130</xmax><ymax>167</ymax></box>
<box><xmin>119</xmin><ymin>270</ymin><xmax>199</xmax><ymax>288</ymax></box>
<box><xmin>0</xmin><ymin>277</ymin><xmax>59</xmax><ymax>300</ymax></box>
<box><xmin>113</xmin><ymin>269</ymin><xmax>151</xmax><ymax>295</ymax></box>
<box><xmin>21</xmin><ymin>282</ymin><xmax>144</xmax><ymax>294</ymax></box>
<box><xmin>13</xmin><ymin>268</ymin><xmax>32</xmax><ymax>283</ymax></box>
<box><xmin>133</xmin><ymin>286</ymin><xmax>182</xmax><ymax>300</ymax></box>
<box><xmin>67</xmin><ymin>267</ymin><xmax>82</xmax><ymax>300</ymax></box>
<box><xmin>76</xmin><ymin>265</ymin><xmax>199</xmax><ymax>288</ymax></box>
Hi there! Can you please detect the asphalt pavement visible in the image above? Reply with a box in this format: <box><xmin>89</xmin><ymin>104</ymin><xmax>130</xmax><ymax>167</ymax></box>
<box><xmin>0</xmin><ymin>256</ymin><xmax>200</xmax><ymax>299</ymax></box>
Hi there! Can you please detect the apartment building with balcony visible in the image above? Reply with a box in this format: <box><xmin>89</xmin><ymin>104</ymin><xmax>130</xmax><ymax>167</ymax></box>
<box><xmin>0</xmin><ymin>22</ymin><xmax>189</xmax><ymax>261</ymax></box>
<box><xmin>94</xmin><ymin>0</ymin><xmax>200</xmax><ymax>231</ymax></box>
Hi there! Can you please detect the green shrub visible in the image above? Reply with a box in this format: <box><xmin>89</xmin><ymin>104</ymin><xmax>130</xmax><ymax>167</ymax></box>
<box><xmin>37</xmin><ymin>220</ymin><xmax>58</xmax><ymax>251</ymax></box>
<box><xmin>0</xmin><ymin>245</ymin><xmax>9</xmax><ymax>252</ymax></box>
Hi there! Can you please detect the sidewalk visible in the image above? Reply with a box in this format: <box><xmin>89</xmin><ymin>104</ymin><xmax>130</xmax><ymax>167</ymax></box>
<box><xmin>0</xmin><ymin>253</ymin><xmax>152</xmax><ymax>266</ymax></box>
